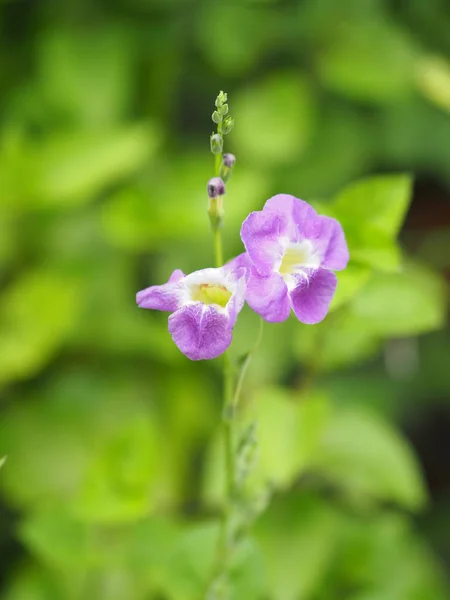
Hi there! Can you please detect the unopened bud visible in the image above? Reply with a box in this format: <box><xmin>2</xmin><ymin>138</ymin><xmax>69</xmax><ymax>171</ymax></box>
<box><xmin>218</xmin><ymin>104</ymin><xmax>228</xmax><ymax>116</ymax></box>
<box><xmin>222</xmin><ymin>153</ymin><xmax>236</xmax><ymax>168</ymax></box>
<box><xmin>215</xmin><ymin>90</ymin><xmax>228</xmax><ymax>108</ymax></box>
<box><xmin>210</xmin><ymin>133</ymin><xmax>223</xmax><ymax>155</ymax></box>
<box><xmin>222</xmin><ymin>116</ymin><xmax>234</xmax><ymax>135</ymax></box>
<box><xmin>212</xmin><ymin>111</ymin><xmax>222</xmax><ymax>124</ymax></box>
<box><xmin>207</xmin><ymin>177</ymin><xmax>225</xmax><ymax>199</ymax></box>
<box><xmin>219</xmin><ymin>154</ymin><xmax>236</xmax><ymax>183</ymax></box>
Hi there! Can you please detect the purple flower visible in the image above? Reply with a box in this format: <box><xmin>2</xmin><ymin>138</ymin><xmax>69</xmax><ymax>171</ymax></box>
<box><xmin>240</xmin><ymin>194</ymin><xmax>349</xmax><ymax>324</ymax></box>
<box><xmin>136</xmin><ymin>258</ymin><xmax>248</xmax><ymax>361</ymax></box>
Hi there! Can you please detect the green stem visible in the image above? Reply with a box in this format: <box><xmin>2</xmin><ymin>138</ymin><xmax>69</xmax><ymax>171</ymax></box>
<box><xmin>231</xmin><ymin>317</ymin><xmax>264</xmax><ymax>413</ymax></box>
<box><xmin>210</xmin><ymin>219</ymin><xmax>234</xmax><ymax>578</ymax></box>
<box><xmin>213</xmin><ymin>228</ymin><xmax>223</xmax><ymax>268</ymax></box>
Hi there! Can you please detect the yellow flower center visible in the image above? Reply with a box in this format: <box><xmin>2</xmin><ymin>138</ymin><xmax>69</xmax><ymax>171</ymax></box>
<box><xmin>191</xmin><ymin>283</ymin><xmax>232</xmax><ymax>308</ymax></box>
<box><xmin>279</xmin><ymin>245</ymin><xmax>312</xmax><ymax>275</ymax></box>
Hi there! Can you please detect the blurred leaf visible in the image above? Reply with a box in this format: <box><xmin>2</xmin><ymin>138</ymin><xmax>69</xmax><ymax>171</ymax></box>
<box><xmin>282</xmin><ymin>106</ymin><xmax>372</xmax><ymax>198</ymax></box>
<box><xmin>1</xmin><ymin>564</ymin><xmax>64</xmax><ymax>600</ymax></box>
<box><xmin>0</xmin><ymin>270</ymin><xmax>81</xmax><ymax>385</ymax></box>
<box><xmin>294</xmin><ymin>309</ymin><xmax>381</xmax><ymax>371</ymax></box>
<box><xmin>71</xmin><ymin>411</ymin><xmax>162</xmax><ymax>524</ymax></box>
<box><xmin>254</xmin><ymin>388</ymin><xmax>330</xmax><ymax>488</ymax></box>
<box><xmin>330</xmin><ymin>264</ymin><xmax>372</xmax><ymax>311</ymax></box>
<box><xmin>38</xmin><ymin>27</ymin><xmax>135</xmax><ymax>126</ymax></box>
<box><xmin>317</xmin><ymin>20</ymin><xmax>416</xmax><ymax>104</ymax></box>
<box><xmin>202</xmin><ymin>388</ymin><xmax>329</xmax><ymax>505</ymax></box>
<box><xmin>160</xmin><ymin>521</ymin><xmax>219</xmax><ymax>599</ymax></box>
<box><xmin>254</xmin><ymin>491</ymin><xmax>341</xmax><ymax>600</ymax></box>
<box><xmin>333</xmin><ymin>173</ymin><xmax>413</xmax><ymax>239</ymax></box>
<box><xmin>416</xmin><ymin>54</ymin><xmax>450</xmax><ymax>113</ymax></box>
<box><xmin>233</xmin><ymin>72</ymin><xmax>316</xmax><ymax>165</ymax></box>
<box><xmin>31</xmin><ymin>124</ymin><xmax>159</xmax><ymax>207</ymax></box>
<box><xmin>19</xmin><ymin>507</ymin><xmax>92</xmax><ymax>571</ymax></box>
<box><xmin>350</xmin><ymin>259</ymin><xmax>447</xmax><ymax>336</ymax></box>
<box><xmin>196</xmin><ymin>3</ymin><xmax>271</xmax><ymax>75</ymax></box>
<box><xmin>333</xmin><ymin>513</ymin><xmax>450</xmax><ymax>600</ymax></box>
<box><xmin>313</xmin><ymin>406</ymin><xmax>427</xmax><ymax>509</ymax></box>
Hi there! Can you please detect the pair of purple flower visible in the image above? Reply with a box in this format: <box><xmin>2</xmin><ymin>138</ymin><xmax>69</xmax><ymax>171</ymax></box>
<box><xmin>137</xmin><ymin>195</ymin><xmax>349</xmax><ymax>360</ymax></box>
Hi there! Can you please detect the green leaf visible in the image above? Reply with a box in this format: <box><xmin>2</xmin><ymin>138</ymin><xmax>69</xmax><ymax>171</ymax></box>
<box><xmin>316</xmin><ymin>20</ymin><xmax>416</xmax><ymax>104</ymax></box>
<box><xmin>350</xmin><ymin>259</ymin><xmax>447</xmax><ymax>336</ymax></box>
<box><xmin>31</xmin><ymin>124</ymin><xmax>159</xmax><ymax>207</ymax></box>
<box><xmin>202</xmin><ymin>388</ymin><xmax>329</xmax><ymax>505</ymax></box>
<box><xmin>233</xmin><ymin>72</ymin><xmax>316</xmax><ymax>165</ymax></box>
<box><xmin>0</xmin><ymin>270</ymin><xmax>81</xmax><ymax>385</ymax></box>
<box><xmin>1</xmin><ymin>564</ymin><xmax>64</xmax><ymax>600</ymax></box>
<box><xmin>38</xmin><ymin>27</ymin><xmax>134</xmax><ymax>126</ymax></box>
<box><xmin>333</xmin><ymin>514</ymin><xmax>450</xmax><ymax>600</ymax></box>
<box><xmin>71</xmin><ymin>412</ymin><xmax>162</xmax><ymax>524</ymax></box>
<box><xmin>333</xmin><ymin>174</ymin><xmax>413</xmax><ymax>239</ymax></box>
<box><xmin>254</xmin><ymin>388</ymin><xmax>330</xmax><ymax>488</ymax></box>
<box><xmin>416</xmin><ymin>54</ymin><xmax>450</xmax><ymax>114</ymax></box>
<box><xmin>330</xmin><ymin>264</ymin><xmax>372</xmax><ymax>311</ymax></box>
<box><xmin>19</xmin><ymin>506</ymin><xmax>93</xmax><ymax>571</ymax></box>
<box><xmin>312</xmin><ymin>407</ymin><xmax>427</xmax><ymax>510</ymax></box>
<box><xmin>294</xmin><ymin>309</ymin><xmax>381</xmax><ymax>371</ymax></box>
<box><xmin>254</xmin><ymin>492</ymin><xmax>341</xmax><ymax>600</ymax></box>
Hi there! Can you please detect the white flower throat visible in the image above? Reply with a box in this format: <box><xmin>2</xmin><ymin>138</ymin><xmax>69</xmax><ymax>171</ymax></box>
<box><xmin>278</xmin><ymin>240</ymin><xmax>320</xmax><ymax>288</ymax></box>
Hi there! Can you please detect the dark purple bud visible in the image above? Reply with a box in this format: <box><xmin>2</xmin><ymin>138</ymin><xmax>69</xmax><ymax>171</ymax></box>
<box><xmin>222</xmin><ymin>153</ymin><xmax>236</xmax><ymax>168</ymax></box>
<box><xmin>207</xmin><ymin>177</ymin><xmax>225</xmax><ymax>199</ymax></box>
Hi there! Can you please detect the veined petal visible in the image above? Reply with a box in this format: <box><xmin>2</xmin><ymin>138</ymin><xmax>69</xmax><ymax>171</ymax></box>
<box><xmin>224</xmin><ymin>252</ymin><xmax>251</xmax><ymax>273</ymax></box>
<box><xmin>136</xmin><ymin>269</ymin><xmax>185</xmax><ymax>312</ymax></box>
<box><xmin>246</xmin><ymin>268</ymin><xmax>290</xmax><ymax>323</ymax></box>
<box><xmin>240</xmin><ymin>210</ymin><xmax>289</xmax><ymax>276</ymax></box>
<box><xmin>321</xmin><ymin>217</ymin><xmax>349</xmax><ymax>271</ymax></box>
<box><xmin>168</xmin><ymin>269</ymin><xmax>186</xmax><ymax>283</ymax></box>
<box><xmin>289</xmin><ymin>268</ymin><xmax>337</xmax><ymax>324</ymax></box>
<box><xmin>168</xmin><ymin>304</ymin><xmax>232</xmax><ymax>360</ymax></box>
<box><xmin>227</xmin><ymin>266</ymin><xmax>248</xmax><ymax>327</ymax></box>
<box><xmin>264</xmin><ymin>194</ymin><xmax>322</xmax><ymax>240</ymax></box>
<box><xmin>264</xmin><ymin>195</ymin><xmax>349</xmax><ymax>269</ymax></box>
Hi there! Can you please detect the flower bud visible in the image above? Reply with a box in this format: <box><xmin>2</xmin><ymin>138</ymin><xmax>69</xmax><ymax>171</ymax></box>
<box><xmin>215</xmin><ymin>90</ymin><xmax>228</xmax><ymax>108</ymax></box>
<box><xmin>222</xmin><ymin>153</ymin><xmax>236</xmax><ymax>168</ymax></box>
<box><xmin>218</xmin><ymin>104</ymin><xmax>228</xmax><ymax>116</ymax></box>
<box><xmin>219</xmin><ymin>154</ymin><xmax>236</xmax><ymax>183</ymax></box>
<box><xmin>210</xmin><ymin>133</ymin><xmax>223</xmax><ymax>155</ymax></box>
<box><xmin>212</xmin><ymin>110</ymin><xmax>222</xmax><ymax>124</ymax></box>
<box><xmin>207</xmin><ymin>177</ymin><xmax>225</xmax><ymax>199</ymax></box>
<box><xmin>222</xmin><ymin>116</ymin><xmax>234</xmax><ymax>135</ymax></box>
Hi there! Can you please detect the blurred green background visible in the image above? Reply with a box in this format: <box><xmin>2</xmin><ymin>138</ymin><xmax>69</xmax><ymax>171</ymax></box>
<box><xmin>1</xmin><ymin>0</ymin><xmax>450</xmax><ymax>598</ymax></box>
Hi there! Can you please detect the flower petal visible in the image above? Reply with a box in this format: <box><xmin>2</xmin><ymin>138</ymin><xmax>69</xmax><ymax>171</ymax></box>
<box><xmin>321</xmin><ymin>217</ymin><xmax>349</xmax><ymax>271</ymax></box>
<box><xmin>227</xmin><ymin>266</ymin><xmax>248</xmax><ymax>327</ymax></box>
<box><xmin>289</xmin><ymin>268</ymin><xmax>337</xmax><ymax>324</ymax></box>
<box><xmin>264</xmin><ymin>194</ymin><xmax>322</xmax><ymax>240</ymax></box>
<box><xmin>136</xmin><ymin>269</ymin><xmax>184</xmax><ymax>311</ymax></box>
<box><xmin>246</xmin><ymin>268</ymin><xmax>290</xmax><ymax>323</ymax></box>
<box><xmin>240</xmin><ymin>210</ymin><xmax>289</xmax><ymax>276</ymax></box>
<box><xmin>168</xmin><ymin>269</ymin><xmax>186</xmax><ymax>283</ymax></box>
<box><xmin>224</xmin><ymin>252</ymin><xmax>251</xmax><ymax>273</ymax></box>
<box><xmin>264</xmin><ymin>195</ymin><xmax>349</xmax><ymax>269</ymax></box>
<box><xmin>168</xmin><ymin>304</ymin><xmax>232</xmax><ymax>360</ymax></box>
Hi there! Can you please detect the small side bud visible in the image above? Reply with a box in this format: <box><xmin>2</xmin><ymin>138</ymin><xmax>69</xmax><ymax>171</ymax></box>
<box><xmin>215</xmin><ymin>90</ymin><xmax>228</xmax><ymax>108</ymax></box>
<box><xmin>222</xmin><ymin>116</ymin><xmax>234</xmax><ymax>135</ymax></box>
<box><xmin>218</xmin><ymin>104</ymin><xmax>228</xmax><ymax>116</ymax></box>
<box><xmin>219</xmin><ymin>153</ymin><xmax>236</xmax><ymax>183</ymax></box>
<box><xmin>212</xmin><ymin>111</ymin><xmax>222</xmax><ymax>124</ymax></box>
<box><xmin>207</xmin><ymin>177</ymin><xmax>225</xmax><ymax>229</ymax></box>
<box><xmin>207</xmin><ymin>177</ymin><xmax>225</xmax><ymax>199</ymax></box>
<box><xmin>210</xmin><ymin>133</ymin><xmax>223</xmax><ymax>155</ymax></box>
<box><xmin>222</xmin><ymin>153</ymin><xmax>236</xmax><ymax>168</ymax></box>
